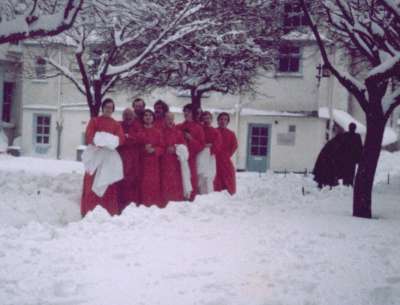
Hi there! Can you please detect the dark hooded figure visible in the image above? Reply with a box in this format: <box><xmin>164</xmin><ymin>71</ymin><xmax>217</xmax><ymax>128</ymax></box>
<box><xmin>335</xmin><ymin>123</ymin><xmax>363</xmax><ymax>186</ymax></box>
<box><xmin>313</xmin><ymin>123</ymin><xmax>363</xmax><ymax>188</ymax></box>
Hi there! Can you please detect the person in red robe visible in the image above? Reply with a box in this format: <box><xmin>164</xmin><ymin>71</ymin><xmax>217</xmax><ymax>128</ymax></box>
<box><xmin>160</xmin><ymin>112</ymin><xmax>187</xmax><ymax>203</ymax></box>
<box><xmin>176</xmin><ymin>103</ymin><xmax>205</xmax><ymax>201</ymax></box>
<box><xmin>137</xmin><ymin>109</ymin><xmax>164</xmax><ymax>207</ymax></box>
<box><xmin>200</xmin><ymin>111</ymin><xmax>222</xmax><ymax>156</ymax></box>
<box><xmin>214</xmin><ymin>112</ymin><xmax>238</xmax><ymax>195</ymax></box>
<box><xmin>153</xmin><ymin>99</ymin><xmax>169</xmax><ymax>129</ymax></box>
<box><xmin>198</xmin><ymin>111</ymin><xmax>222</xmax><ymax>193</ymax></box>
<box><xmin>81</xmin><ymin>98</ymin><xmax>125</xmax><ymax>217</ymax></box>
<box><xmin>118</xmin><ymin>98</ymin><xmax>145</xmax><ymax>208</ymax></box>
<box><xmin>117</xmin><ymin>107</ymin><xmax>140</xmax><ymax>212</ymax></box>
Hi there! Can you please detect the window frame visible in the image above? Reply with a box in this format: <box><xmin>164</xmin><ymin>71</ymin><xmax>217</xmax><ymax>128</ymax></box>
<box><xmin>33</xmin><ymin>113</ymin><xmax>52</xmax><ymax>151</ymax></box>
<box><xmin>277</xmin><ymin>45</ymin><xmax>302</xmax><ymax>74</ymax></box>
<box><xmin>283</xmin><ymin>2</ymin><xmax>309</xmax><ymax>33</ymax></box>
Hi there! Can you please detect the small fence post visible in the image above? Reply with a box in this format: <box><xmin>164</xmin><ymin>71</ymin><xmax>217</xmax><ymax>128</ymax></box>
<box><xmin>302</xmin><ymin>186</ymin><xmax>305</xmax><ymax>196</ymax></box>
<box><xmin>388</xmin><ymin>173</ymin><xmax>390</xmax><ymax>185</ymax></box>
<box><xmin>304</xmin><ymin>168</ymin><xmax>308</xmax><ymax>177</ymax></box>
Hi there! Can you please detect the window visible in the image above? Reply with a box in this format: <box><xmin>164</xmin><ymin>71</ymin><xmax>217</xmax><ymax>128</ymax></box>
<box><xmin>278</xmin><ymin>46</ymin><xmax>301</xmax><ymax>73</ymax></box>
<box><xmin>35</xmin><ymin>57</ymin><xmax>47</xmax><ymax>78</ymax></box>
<box><xmin>283</xmin><ymin>2</ymin><xmax>308</xmax><ymax>32</ymax></box>
<box><xmin>34</xmin><ymin>115</ymin><xmax>51</xmax><ymax>146</ymax></box>
<box><xmin>250</xmin><ymin>126</ymin><xmax>269</xmax><ymax>156</ymax></box>
<box><xmin>289</xmin><ymin>125</ymin><xmax>296</xmax><ymax>132</ymax></box>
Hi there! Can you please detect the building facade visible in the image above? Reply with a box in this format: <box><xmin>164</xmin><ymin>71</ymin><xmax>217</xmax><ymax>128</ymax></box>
<box><xmin>15</xmin><ymin>38</ymin><xmax>360</xmax><ymax>173</ymax></box>
<box><xmin>1</xmin><ymin>10</ymin><xmax>399</xmax><ymax>172</ymax></box>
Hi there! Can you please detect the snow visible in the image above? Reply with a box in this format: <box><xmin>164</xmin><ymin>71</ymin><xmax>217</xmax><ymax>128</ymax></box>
<box><xmin>282</xmin><ymin>30</ymin><xmax>331</xmax><ymax>43</ymax></box>
<box><xmin>0</xmin><ymin>128</ymin><xmax>8</xmax><ymax>152</ymax></box>
<box><xmin>319</xmin><ymin>107</ymin><xmax>398</xmax><ymax>146</ymax></box>
<box><xmin>1</xmin><ymin>152</ymin><xmax>400</xmax><ymax>305</ymax></box>
<box><xmin>367</xmin><ymin>54</ymin><xmax>400</xmax><ymax>79</ymax></box>
<box><xmin>0</xmin><ymin>155</ymin><xmax>83</xmax><ymax>176</ymax></box>
<box><xmin>240</xmin><ymin>108</ymin><xmax>307</xmax><ymax>117</ymax></box>
<box><xmin>0</xmin><ymin>0</ymin><xmax>81</xmax><ymax>43</ymax></box>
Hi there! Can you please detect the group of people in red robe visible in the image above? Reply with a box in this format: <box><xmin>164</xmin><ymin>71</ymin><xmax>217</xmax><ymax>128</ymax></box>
<box><xmin>81</xmin><ymin>97</ymin><xmax>238</xmax><ymax>217</ymax></box>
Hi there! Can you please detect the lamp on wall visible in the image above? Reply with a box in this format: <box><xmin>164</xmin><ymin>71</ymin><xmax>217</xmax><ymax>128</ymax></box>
<box><xmin>316</xmin><ymin>63</ymin><xmax>331</xmax><ymax>85</ymax></box>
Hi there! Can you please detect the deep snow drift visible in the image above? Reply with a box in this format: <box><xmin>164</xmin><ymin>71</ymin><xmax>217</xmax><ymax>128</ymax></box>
<box><xmin>0</xmin><ymin>151</ymin><xmax>400</xmax><ymax>305</ymax></box>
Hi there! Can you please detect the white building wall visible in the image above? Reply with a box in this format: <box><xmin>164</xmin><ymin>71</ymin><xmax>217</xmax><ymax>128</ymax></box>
<box><xmin>19</xmin><ymin>39</ymin><xmax>356</xmax><ymax>171</ymax></box>
<box><xmin>21</xmin><ymin>107</ymin><xmax>57</xmax><ymax>158</ymax></box>
<box><xmin>235</xmin><ymin>115</ymin><xmax>325</xmax><ymax>172</ymax></box>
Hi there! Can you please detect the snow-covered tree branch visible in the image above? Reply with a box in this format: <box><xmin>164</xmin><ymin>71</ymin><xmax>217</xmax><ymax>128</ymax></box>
<box><xmin>125</xmin><ymin>0</ymin><xmax>281</xmax><ymax>114</ymax></box>
<box><xmin>0</xmin><ymin>0</ymin><xmax>83</xmax><ymax>44</ymax></box>
<box><xmin>34</xmin><ymin>0</ymin><xmax>211</xmax><ymax>117</ymax></box>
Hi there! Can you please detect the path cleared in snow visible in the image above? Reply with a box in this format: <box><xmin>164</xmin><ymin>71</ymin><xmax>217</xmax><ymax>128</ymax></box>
<box><xmin>0</xmin><ymin>152</ymin><xmax>400</xmax><ymax>305</ymax></box>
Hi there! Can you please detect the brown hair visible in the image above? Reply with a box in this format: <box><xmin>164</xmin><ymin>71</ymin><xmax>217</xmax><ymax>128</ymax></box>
<box><xmin>101</xmin><ymin>98</ymin><xmax>115</xmax><ymax>112</ymax></box>
<box><xmin>217</xmin><ymin>112</ymin><xmax>230</xmax><ymax>122</ymax></box>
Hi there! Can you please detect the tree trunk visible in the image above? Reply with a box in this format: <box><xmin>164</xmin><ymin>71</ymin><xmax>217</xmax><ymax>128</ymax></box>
<box><xmin>88</xmin><ymin>81</ymin><xmax>103</xmax><ymax>118</ymax></box>
<box><xmin>190</xmin><ymin>89</ymin><xmax>203</xmax><ymax>121</ymax></box>
<box><xmin>353</xmin><ymin>113</ymin><xmax>386</xmax><ymax>218</ymax></box>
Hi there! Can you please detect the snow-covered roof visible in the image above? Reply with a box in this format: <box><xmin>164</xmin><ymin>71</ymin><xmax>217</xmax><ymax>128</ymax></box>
<box><xmin>282</xmin><ymin>30</ymin><xmax>331</xmax><ymax>43</ymax></box>
<box><xmin>24</xmin><ymin>103</ymin><xmax>311</xmax><ymax>118</ymax></box>
<box><xmin>23</xmin><ymin>104</ymin><xmax>58</xmax><ymax>111</ymax></box>
<box><xmin>319</xmin><ymin>107</ymin><xmax>398</xmax><ymax>146</ymax></box>
<box><xmin>240</xmin><ymin>108</ymin><xmax>307</xmax><ymax>117</ymax></box>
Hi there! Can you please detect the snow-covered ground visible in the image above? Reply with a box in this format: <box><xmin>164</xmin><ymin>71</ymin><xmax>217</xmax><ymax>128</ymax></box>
<box><xmin>0</xmin><ymin>152</ymin><xmax>400</xmax><ymax>305</ymax></box>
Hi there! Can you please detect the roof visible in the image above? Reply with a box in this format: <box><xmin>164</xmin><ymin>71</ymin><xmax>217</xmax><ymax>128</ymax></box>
<box><xmin>319</xmin><ymin>107</ymin><xmax>398</xmax><ymax>146</ymax></box>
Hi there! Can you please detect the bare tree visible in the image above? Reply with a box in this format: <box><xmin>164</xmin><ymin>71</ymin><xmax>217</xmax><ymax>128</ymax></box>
<box><xmin>36</xmin><ymin>0</ymin><xmax>210</xmax><ymax>117</ymax></box>
<box><xmin>0</xmin><ymin>0</ymin><xmax>83</xmax><ymax>44</ymax></box>
<box><xmin>125</xmin><ymin>0</ymin><xmax>281</xmax><ymax>115</ymax></box>
<box><xmin>300</xmin><ymin>0</ymin><xmax>400</xmax><ymax>218</ymax></box>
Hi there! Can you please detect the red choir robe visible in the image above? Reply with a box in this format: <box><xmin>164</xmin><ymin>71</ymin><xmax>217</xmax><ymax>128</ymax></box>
<box><xmin>81</xmin><ymin>116</ymin><xmax>125</xmax><ymax>217</ymax></box>
<box><xmin>137</xmin><ymin>126</ymin><xmax>164</xmax><ymax>207</ymax></box>
<box><xmin>117</xmin><ymin>119</ymin><xmax>143</xmax><ymax>211</ymax></box>
<box><xmin>153</xmin><ymin>118</ymin><xmax>165</xmax><ymax>130</ymax></box>
<box><xmin>203</xmin><ymin>125</ymin><xmax>222</xmax><ymax>155</ymax></box>
<box><xmin>214</xmin><ymin>127</ymin><xmax>238</xmax><ymax>195</ymax></box>
<box><xmin>160</xmin><ymin>125</ymin><xmax>186</xmax><ymax>204</ymax></box>
<box><xmin>176</xmin><ymin>121</ymin><xmax>205</xmax><ymax>201</ymax></box>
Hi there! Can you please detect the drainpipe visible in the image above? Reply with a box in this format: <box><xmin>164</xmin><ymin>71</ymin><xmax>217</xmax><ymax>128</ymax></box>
<box><xmin>234</xmin><ymin>94</ymin><xmax>242</xmax><ymax>167</ymax></box>
<box><xmin>56</xmin><ymin>47</ymin><xmax>63</xmax><ymax>159</ymax></box>
<box><xmin>327</xmin><ymin>46</ymin><xmax>336</xmax><ymax>140</ymax></box>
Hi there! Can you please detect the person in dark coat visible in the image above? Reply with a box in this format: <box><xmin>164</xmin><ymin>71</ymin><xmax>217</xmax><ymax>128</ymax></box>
<box><xmin>313</xmin><ymin>136</ymin><xmax>341</xmax><ymax>189</ymax></box>
<box><xmin>313</xmin><ymin>123</ymin><xmax>363</xmax><ymax>188</ymax></box>
<box><xmin>335</xmin><ymin>123</ymin><xmax>363</xmax><ymax>186</ymax></box>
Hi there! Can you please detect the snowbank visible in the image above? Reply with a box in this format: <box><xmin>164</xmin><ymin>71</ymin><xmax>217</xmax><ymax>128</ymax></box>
<box><xmin>0</xmin><ymin>153</ymin><xmax>399</xmax><ymax>305</ymax></box>
<box><xmin>0</xmin><ymin>154</ymin><xmax>83</xmax><ymax>176</ymax></box>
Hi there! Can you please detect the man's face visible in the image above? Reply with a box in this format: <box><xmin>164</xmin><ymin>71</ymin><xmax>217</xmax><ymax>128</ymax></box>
<box><xmin>201</xmin><ymin>113</ymin><xmax>212</xmax><ymax>126</ymax></box>
<box><xmin>133</xmin><ymin>100</ymin><xmax>145</xmax><ymax>116</ymax></box>
<box><xmin>218</xmin><ymin>115</ymin><xmax>229</xmax><ymax>128</ymax></box>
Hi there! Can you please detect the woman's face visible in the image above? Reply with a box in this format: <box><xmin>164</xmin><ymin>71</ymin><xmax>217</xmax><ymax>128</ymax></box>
<box><xmin>143</xmin><ymin>111</ymin><xmax>154</xmax><ymax>125</ymax></box>
<box><xmin>202</xmin><ymin>113</ymin><xmax>212</xmax><ymax>126</ymax></box>
<box><xmin>218</xmin><ymin>115</ymin><xmax>229</xmax><ymax>128</ymax></box>
<box><xmin>102</xmin><ymin>103</ymin><xmax>114</xmax><ymax>117</ymax></box>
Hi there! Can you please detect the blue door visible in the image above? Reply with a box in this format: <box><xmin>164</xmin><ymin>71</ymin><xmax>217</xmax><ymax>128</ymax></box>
<box><xmin>246</xmin><ymin>124</ymin><xmax>270</xmax><ymax>172</ymax></box>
